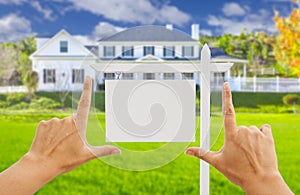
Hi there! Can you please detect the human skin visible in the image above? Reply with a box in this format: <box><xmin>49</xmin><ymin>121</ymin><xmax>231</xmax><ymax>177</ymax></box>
<box><xmin>185</xmin><ymin>82</ymin><xmax>293</xmax><ymax>195</ymax></box>
<box><xmin>0</xmin><ymin>76</ymin><xmax>120</xmax><ymax>195</ymax></box>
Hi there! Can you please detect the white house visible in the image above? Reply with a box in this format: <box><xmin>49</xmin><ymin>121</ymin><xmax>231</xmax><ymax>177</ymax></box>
<box><xmin>30</xmin><ymin>24</ymin><xmax>246</xmax><ymax>91</ymax></box>
<box><xmin>30</xmin><ymin>29</ymin><xmax>97</xmax><ymax>91</ymax></box>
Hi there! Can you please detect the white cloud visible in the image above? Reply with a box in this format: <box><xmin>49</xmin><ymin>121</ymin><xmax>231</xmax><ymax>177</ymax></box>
<box><xmin>92</xmin><ymin>22</ymin><xmax>126</xmax><ymax>39</ymax></box>
<box><xmin>199</xmin><ymin>29</ymin><xmax>212</xmax><ymax>36</ymax></box>
<box><xmin>74</xmin><ymin>22</ymin><xmax>126</xmax><ymax>45</ymax></box>
<box><xmin>64</xmin><ymin>0</ymin><xmax>191</xmax><ymax>26</ymax></box>
<box><xmin>0</xmin><ymin>14</ymin><xmax>33</xmax><ymax>42</ymax></box>
<box><xmin>208</xmin><ymin>5</ymin><xmax>277</xmax><ymax>35</ymax></box>
<box><xmin>211</xmin><ymin>2</ymin><xmax>275</xmax><ymax>35</ymax></box>
<box><xmin>30</xmin><ymin>1</ymin><xmax>55</xmax><ymax>21</ymax></box>
<box><xmin>222</xmin><ymin>2</ymin><xmax>247</xmax><ymax>16</ymax></box>
<box><xmin>73</xmin><ymin>35</ymin><xmax>95</xmax><ymax>46</ymax></box>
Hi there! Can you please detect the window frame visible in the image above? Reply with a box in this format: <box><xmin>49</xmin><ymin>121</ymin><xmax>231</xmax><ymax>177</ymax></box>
<box><xmin>163</xmin><ymin>46</ymin><xmax>175</xmax><ymax>58</ymax></box>
<box><xmin>43</xmin><ymin>69</ymin><xmax>56</xmax><ymax>84</ymax></box>
<box><xmin>144</xmin><ymin>73</ymin><xmax>155</xmax><ymax>80</ymax></box>
<box><xmin>103</xmin><ymin>46</ymin><xmax>115</xmax><ymax>57</ymax></box>
<box><xmin>60</xmin><ymin>41</ymin><xmax>68</xmax><ymax>53</ymax></box>
<box><xmin>144</xmin><ymin>46</ymin><xmax>155</xmax><ymax>56</ymax></box>
<box><xmin>182</xmin><ymin>46</ymin><xmax>194</xmax><ymax>58</ymax></box>
<box><xmin>72</xmin><ymin>69</ymin><xmax>85</xmax><ymax>84</ymax></box>
<box><xmin>122</xmin><ymin>46</ymin><xmax>134</xmax><ymax>57</ymax></box>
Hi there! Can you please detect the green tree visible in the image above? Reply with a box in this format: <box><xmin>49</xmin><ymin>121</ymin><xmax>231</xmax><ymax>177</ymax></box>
<box><xmin>25</xmin><ymin>71</ymin><xmax>39</xmax><ymax>99</ymax></box>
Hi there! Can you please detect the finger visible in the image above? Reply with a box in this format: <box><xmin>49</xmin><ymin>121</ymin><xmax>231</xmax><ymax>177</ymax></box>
<box><xmin>75</xmin><ymin>76</ymin><xmax>92</xmax><ymax>133</ymax></box>
<box><xmin>222</xmin><ymin>82</ymin><xmax>236</xmax><ymax>138</ymax></box>
<box><xmin>260</xmin><ymin>124</ymin><xmax>273</xmax><ymax>137</ymax></box>
<box><xmin>248</xmin><ymin>125</ymin><xmax>260</xmax><ymax>132</ymax></box>
<box><xmin>185</xmin><ymin>147</ymin><xmax>217</xmax><ymax>167</ymax></box>
<box><xmin>88</xmin><ymin>145</ymin><xmax>121</xmax><ymax>159</ymax></box>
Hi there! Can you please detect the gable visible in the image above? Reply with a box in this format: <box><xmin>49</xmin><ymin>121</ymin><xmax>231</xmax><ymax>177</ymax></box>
<box><xmin>30</xmin><ymin>30</ymin><xmax>96</xmax><ymax>59</ymax></box>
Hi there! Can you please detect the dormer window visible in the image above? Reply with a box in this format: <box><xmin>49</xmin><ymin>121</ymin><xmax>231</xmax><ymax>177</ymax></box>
<box><xmin>122</xmin><ymin>46</ymin><xmax>134</xmax><ymax>57</ymax></box>
<box><xmin>103</xmin><ymin>46</ymin><xmax>115</xmax><ymax>57</ymax></box>
<box><xmin>164</xmin><ymin>46</ymin><xmax>175</xmax><ymax>58</ymax></box>
<box><xmin>182</xmin><ymin>46</ymin><xmax>194</xmax><ymax>58</ymax></box>
<box><xmin>60</xmin><ymin>41</ymin><xmax>68</xmax><ymax>53</ymax></box>
<box><xmin>144</xmin><ymin>46</ymin><xmax>154</xmax><ymax>56</ymax></box>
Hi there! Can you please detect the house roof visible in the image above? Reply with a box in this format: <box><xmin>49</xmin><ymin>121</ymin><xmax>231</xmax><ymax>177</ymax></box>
<box><xmin>210</xmin><ymin>47</ymin><xmax>248</xmax><ymax>64</ymax></box>
<box><xmin>99</xmin><ymin>25</ymin><xmax>196</xmax><ymax>42</ymax></box>
<box><xmin>30</xmin><ymin>29</ymin><xmax>97</xmax><ymax>59</ymax></box>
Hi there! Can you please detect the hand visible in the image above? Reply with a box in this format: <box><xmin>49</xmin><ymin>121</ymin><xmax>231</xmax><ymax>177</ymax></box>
<box><xmin>27</xmin><ymin>76</ymin><xmax>120</xmax><ymax>175</ymax></box>
<box><xmin>185</xmin><ymin>82</ymin><xmax>293</xmax><ymax>195</ymax></box>
<box><xmin>0</xmin><ymin>76</ymin><xmax>120</xmax><ymax>195</ymax></box>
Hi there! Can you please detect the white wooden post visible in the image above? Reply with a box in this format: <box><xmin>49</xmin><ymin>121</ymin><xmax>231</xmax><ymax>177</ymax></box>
<box><xmin>253</xmin><ymin>76</ymin><xmax>256</xmax><ymax>92</ymax></box>
<box><xmin>276</xmin><ymin>76</ymin><xmax>280</xmax><ymax>92</ymax></box>
<box><xmin>200</xmin><ymin>45</ymin><xmax>211</xmax><ymax>195</ymax></box>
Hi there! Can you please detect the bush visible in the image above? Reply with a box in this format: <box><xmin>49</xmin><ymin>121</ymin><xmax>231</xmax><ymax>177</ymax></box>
<box><xmin>30</xmin><ymin>97</ymin><xmax>61</xmax><ymax>109</ymax></box>
<box><xmin>9</xmin><ymin>102</ymin><xmax>29</xmax><ymax>110</ymax></box>
<box><xmin>282</xmin><ymin>94</ymin><xmax>300</xmax><ymax>113</ymax></box>
<box><xmin>6</xmin><ymin>93</ymin><xmax>28</xmax><ymax>105</ymax></box>
<box><xmin>0</xmin><ymin>101</ymin><xmax>9</xmax><ymax>108</ymax></box>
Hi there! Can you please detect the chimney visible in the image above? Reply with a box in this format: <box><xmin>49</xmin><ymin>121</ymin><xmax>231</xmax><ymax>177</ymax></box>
<box><xmin>191</xmin><ymin>24</ymin><xmax>199</xmax><ymax>41</ymax></box>
<box><xmin>166</xmin><ymin>24</ymin><xmax>173</xmax><ymax>31</ymax></box>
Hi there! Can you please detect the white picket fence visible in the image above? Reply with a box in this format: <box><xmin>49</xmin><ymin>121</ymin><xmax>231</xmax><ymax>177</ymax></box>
<box><xmin>0</xmin><ymin>86</ymin><xmax>28</xmax><ymax>93</ymax></box>
<box><xmin>228</xmin><ymin>76</ymin><xmax>300</xmax><ymax>92</ymax></box>
<box><xmin>0</xmin><ymin>77</ymin><xmax>300</xmax><ymax>93</ymax></box>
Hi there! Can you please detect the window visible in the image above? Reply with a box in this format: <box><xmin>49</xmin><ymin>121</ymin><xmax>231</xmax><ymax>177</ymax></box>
<box><xmin>104</xmin><ymin>73</ymin><xmax>115</xmax><ymax>80</ymax></box>
<box><xmin>163</xmin><ymin>73</ymin><xmax>175</xmax><ymax>80</ymax></box>
<box><xmin>122</xmin><ymin>73</ymin><xmax>134</xmax><ymax>80</ymax></box>
<box><xmin>60</xmin><ymin>41</ymin><xmax>68</xmax><ymax>53</ymax></box>
<box><xmin>122</xmin><ymin>46</ymin><xmax>134</xmax><ymax>57</ymax></box>
<box><xmin>182</xmin><ymin>73</ymin><xmax>194</xmax><ymax>80</ymax></box>
<box><xmin>144</xmin><ymin>73</ymin><xmax>155</xmax><ymax>80</ymax></box>
<box><xmin>72</xmin><ymin>69</ymin><xmax>84</xmax><ymax>83</ymax></box>
<box><xmin>144</xmin><ymin>46</ymin><xmax>154</xmax><ymax>56</ymax></box>
<box><xmin>164</xmin><ymin>46</ymin><xmax>175</xmax><ymax>57</ymax></box>
<box><xmin>182</xmin><ymin>46</ymin><xmax>194</xmax><ymax>57</ymax></box>
<box><xmin>103</xmin><ymin>46</ymin><xmax>115</xmax><ymax>57</ymax></box>
<box><xmin>43</xmin><ymin>69</ymin><xmax>56</xmax><ymax>83</ymax></box>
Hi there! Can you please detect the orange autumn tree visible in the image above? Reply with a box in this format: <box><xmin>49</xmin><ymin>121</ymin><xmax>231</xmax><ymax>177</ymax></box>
<box><xmin>274</xmin><ymin>0</ymin><xmax>300</xmax><ymax>76</ymax></box>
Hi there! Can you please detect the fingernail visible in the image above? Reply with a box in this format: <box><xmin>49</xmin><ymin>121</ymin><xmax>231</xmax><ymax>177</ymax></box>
<box><xmin>111</xmin><ymin>149</ymin><xmax>121</xmax><ymax>155</ymax></box>
<box><xmin>185</xmin><ymin>150</ymin><xmax>194</xmax><ymax>156</ymax></box>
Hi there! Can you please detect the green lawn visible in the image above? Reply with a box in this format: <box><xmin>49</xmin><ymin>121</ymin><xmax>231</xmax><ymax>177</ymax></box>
<box><xmin>0</xmin><ymin>113</ymin><xmax>299</xmax><ymax>194</ymax></box>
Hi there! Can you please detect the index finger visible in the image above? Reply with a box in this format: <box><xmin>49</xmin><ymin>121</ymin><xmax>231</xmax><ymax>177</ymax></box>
<box><xmin>222</xmin><ymin>82</ymin><xmax>236</xmax><ymax>138</ymax></box>
<box><xmin>75</xmin><ymin>76</ymin><xmax>93</xmax><ymax>133</ymax></box>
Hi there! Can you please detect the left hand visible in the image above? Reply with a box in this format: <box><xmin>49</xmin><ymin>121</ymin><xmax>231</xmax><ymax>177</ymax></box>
<box><xmin>27</xmin><ymin>76</ymin><xmax>120</xmax><ymax>176</ymax></box>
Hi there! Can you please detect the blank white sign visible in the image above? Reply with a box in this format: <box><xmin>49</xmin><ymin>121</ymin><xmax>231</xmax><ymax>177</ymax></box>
<box><xmin>105</xmin><ymin>80</ymin><xmax>195</xmax><ymax>142</ymax></box>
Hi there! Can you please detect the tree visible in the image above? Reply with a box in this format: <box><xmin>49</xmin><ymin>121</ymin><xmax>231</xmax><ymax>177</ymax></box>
<box><xmin>283</xmin><ymin>94</ymin><xmax>300</xmax><ymax>114</ymax></box>
<box><xmin>25</xmin><ymin>71</ymin><xmax>39</xmax><ymax>99</ymax></box>
<box><xmin>274</xmin><ymin>0</ymin><xmax>300</xmax><ymax>77</ymax></box>
<box><xmin>216</xmin><ymin>31</ymin><xmax>275</xmax><ymax>76</ymax></box>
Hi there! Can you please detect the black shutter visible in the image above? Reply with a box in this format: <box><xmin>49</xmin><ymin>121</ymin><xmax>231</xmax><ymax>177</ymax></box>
<box><xmin>72</xmin><ymin>69</ymin><xmax>75</xmax><ymax>83</ymax></box>
<box><xmin>81</xmin><ymin>69</ymin><xmax>85</xmax><ymax>83</ymax></box>
<box><xmin>53</xmin><ymin>69</ymin><xmax>56</xmax><ymax>83</ymax></box>
<box><xmin>43</xmin><ymin>69</ymin><xmax>46</xmax><ymax>83</ymax></box>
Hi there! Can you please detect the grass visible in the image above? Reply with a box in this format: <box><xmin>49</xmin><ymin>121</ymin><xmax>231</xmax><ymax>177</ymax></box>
<box><xmin>0</xmin><ymin>113</ymin><xmax>299</xmax><ymax>194</ymax></box>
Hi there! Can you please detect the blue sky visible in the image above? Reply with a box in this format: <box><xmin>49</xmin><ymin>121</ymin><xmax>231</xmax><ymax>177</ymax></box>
<box><xmin>0</xmin><ymin>0</ymin><xmax>297</xmax><ymax>45</ymax></box>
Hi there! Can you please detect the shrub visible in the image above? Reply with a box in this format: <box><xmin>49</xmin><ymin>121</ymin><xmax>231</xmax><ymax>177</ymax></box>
<box><xmin>30</xmin><ymin>97</ymin><xmax>61</xmax><ymax>109</ymax></box>
<box><xmin>6</xmin><ymin>93</ymin><xmax>28</xmax><ymax>105</ymax></box>
<box><xmin>282</xmin><ymin>94</ymin><xmax>300</xmax><ymax>113</ymax></box>
<box><xmin>9</xmin><ymin>102</ymin><xmax>29</xmax><ymax>110</ymax></box>
<box><xmin>0</xmin><ymin>101</ymin><xmax>9</xmax><ymax>108</ymax></box>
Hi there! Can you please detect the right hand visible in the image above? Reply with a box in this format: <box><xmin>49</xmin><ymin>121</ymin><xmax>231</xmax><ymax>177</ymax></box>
<box><xmin>185</xmin><ymin>83</ymin><xmax>293</xmax><ymax>195</ymax></box>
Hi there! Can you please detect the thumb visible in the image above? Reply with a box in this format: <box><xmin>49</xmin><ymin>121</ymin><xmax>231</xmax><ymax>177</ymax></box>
<box><xmin>185</xmin><ymin>147</ymin><xmax>217</xmax><ymax>166</ymax></box>
<box><xmin>88</xmin><ymin>145</ymin><xmax>121</xmax><ymax>158</ymax></box>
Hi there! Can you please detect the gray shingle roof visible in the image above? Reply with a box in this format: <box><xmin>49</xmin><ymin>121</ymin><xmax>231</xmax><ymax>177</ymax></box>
<box><xmin>99</xmin><ymin>25</ymin><xmax>196</xmax><ymax>42</ymax></box>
